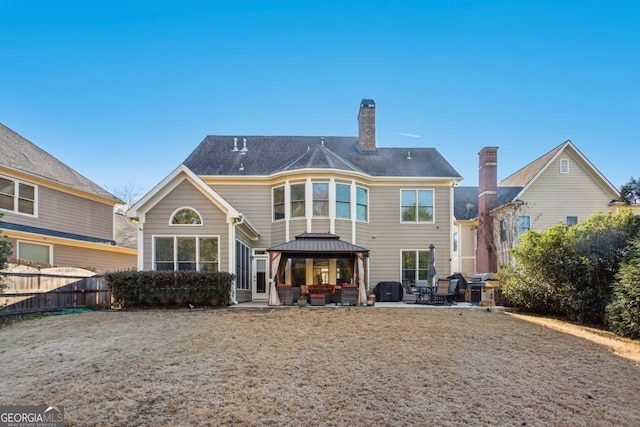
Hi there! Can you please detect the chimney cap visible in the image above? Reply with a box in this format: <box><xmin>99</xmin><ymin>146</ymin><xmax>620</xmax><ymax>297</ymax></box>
<box><xmin>360</xmin><ymin>99</ymin><xmax>375</xmax><ymax>108</ymax></box>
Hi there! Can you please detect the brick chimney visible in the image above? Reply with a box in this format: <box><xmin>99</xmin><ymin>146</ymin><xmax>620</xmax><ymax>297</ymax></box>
<box><xmin>476</xmin><ymin>146</ymin><xmax>498</xmax><ymax>273</ymax></box>
<box><xmin>358</xmin><ymin>99</ymin><xmax>376</xmax><ymax>152</ymax></box>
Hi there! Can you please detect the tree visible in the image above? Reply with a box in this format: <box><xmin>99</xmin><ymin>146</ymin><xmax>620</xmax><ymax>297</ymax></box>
<box><xmin>620</xmin><ymin>177</ymin><xmax>640</xmax><ymax>204</ymax></box>
<box><xmin>606</xmin><ymin>238</ymin><xmax>640</xmax><ymax>338</ymax></box>
<box><xmin>106</xmin><ymin>183</ymin><xmax>145</xmax><ymax>214</ymax></box>
<box><xmin>500</xmin><ymin>211</ymin><xmax>640</xmax><ymax>325</ymax></box>
<box><xmin>0</xmin><ymin>213</ymin><xmax>13</xmax><ymax>293</ymax></box>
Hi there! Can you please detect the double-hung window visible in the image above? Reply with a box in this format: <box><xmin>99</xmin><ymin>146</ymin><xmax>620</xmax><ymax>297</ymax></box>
<box><xmin>356</xmin><ymin>187</ymin><xmax>368</xmax><ymax>221</ymax></box>
<box><xmin>336</xmin><ymin>184</ymin><xmax>350</xmax><ymax>219</ymax></box>
<box><xmin>401</xmin><ymin>250</ymin><xmax>429</xmax><ymax>285</ymax></box>
<box><xmin>313</xmin><ymin>183</ymin><xmax>329</xmax><ymax>217</ymax></box>
<box><xmin>0</xmin><ymin>176</ymin><xmax>36</xmax><ymax>215</ymax></box>
<box><xmin>518</xmin><ymin>216</ymin><xmax>530</xmax><ymax>236</ymax></box>
<box><xmin>290</xmin><ymin>183</ymin><xmax>305</xmax><ymax>218</ymax></box>
<box><xmin>273</xmin><ymin>186</ymin><xmax>285</xmax><ymax>220</ymax></box>
<box><xmin>401</xmin><ymin>189</ymin><xmax>433</xmax><ymax>222</ymax></box>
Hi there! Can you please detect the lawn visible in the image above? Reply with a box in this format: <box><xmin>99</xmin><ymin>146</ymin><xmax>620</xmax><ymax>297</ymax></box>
<box><xmin>1</xmin><ymin>307</ymin><xmax>639</xmax><ymax>426</ymax></box>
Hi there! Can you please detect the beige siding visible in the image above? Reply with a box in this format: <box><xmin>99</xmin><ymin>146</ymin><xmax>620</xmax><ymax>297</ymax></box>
<box><xmin>6</xmin><ymin>237</ymin><xmax>135</xmax><ymax>273</ymax></box>
<box><xmin>334</xmin><ymin>220</ymin><xmax>353</xmax><ymax>243</ymax></box>
<box><xmin>271</xmin><ymin>222</ymin><xmax>286</xmax><ymax>246</ymax></box>
<box><xmin>2</xmin><ymin>183</ymin><xmax>114</xmax><ymax>240</ymax></box>
<box><xmin>310</xmin><ymin>219</ymin><xmax>330</xmax><ymax>234</ymax></box>
<box><xmin>521</xmin><ymin>154</ymin><xmax>614</xmax><ymax>231</ymax></box>
<box><xmin>143</xmin><ymin>180</ymin><xmax>229</xmax><ymax>271</ymax></box>
<box><xmin>366</xmin><ymin>185</ymin><xmax>452</xmax><ymax>287</ymax></box>
<box><xmin>452</xmin><ymin>223</ymin><xmax>476</xmax><ymax>278</ymax></box>
<box><xmin>211</xmin><ymin>184</ymin><xmax>272</xmax><ymax>247</ymax></box>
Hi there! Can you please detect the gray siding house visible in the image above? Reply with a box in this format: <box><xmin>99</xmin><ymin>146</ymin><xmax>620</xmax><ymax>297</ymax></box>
<box><xmin>0</xmin><ymin>123</ymin><xmax>136</xmax><ymax>272</ymax></box>
<box><xmin>128</xmin><ymin>99</ymin><xmax>463</xmax><ymax>303</ymax></box>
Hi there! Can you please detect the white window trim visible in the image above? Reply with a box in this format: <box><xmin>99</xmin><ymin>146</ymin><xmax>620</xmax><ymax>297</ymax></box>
<box><xmin>168</xmin><ymin>207</ymin><xmax>204</xmax><ymax>226</ymax></box>
<box><xmin>312</xmin><ymin>181</ymin><xmax>330</xmax><ymax>218</ymax></box>
<box><xmin>272</xmin><ymin>185</ymin><xmax>285</xmax><ymax>222</ymax></box>
<box><xmin>400</xmin><ymin>188</ymin><xmax>435</xmax><ymax>224</ymax></box>
<box><xmin>560</xmin><ymin>159</ymin><xmax>569</xmax><ymax>174</ymax></box>
<box><xmin>355</xmin><ymin>185</ymin><xmax>369</xmax><ymax>223</ymax></box>
<box><xmin>289</xmin><ymin>181</ymin><xmax>306</xmax><ymax>220</ymax></box>
<box><xmin>16</xmin><ymin>240</ymin><xmax>52</xmax><ymax>265</ymax></box>
<box><xmin>0</xmin><ymin>174</ymin><xmax>38</xmax><ymax>217</ymax></box>
<box><xmin>335</xmin><ymin>182</ymin><xmax>351</xmax><ymax>220</ymax></box>
<box><xmin>152</xmin><ymin>235</ymin><xmax>220</xmax><ymax>271</ymax></box>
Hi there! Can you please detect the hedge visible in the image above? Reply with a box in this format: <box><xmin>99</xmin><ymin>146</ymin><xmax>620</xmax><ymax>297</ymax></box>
<box><xmin>105</xmin><ymin>271</ymin><xmax>235</xmax><ymax>308</ymax></box>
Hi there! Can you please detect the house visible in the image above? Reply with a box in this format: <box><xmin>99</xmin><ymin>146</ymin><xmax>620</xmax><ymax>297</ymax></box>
<box><xmin>452</xmin><ymin>142</ymin><xmax>620</xmax><ymax>276</ymax></box>
<box><xmin>127</xmin><ymin>99</ymin><xmax>463</xmax><ymax>304</ymax></box>
<box><xmin>0</xmin><ymin>123</ymin><xmax>137</xmax><ymax>272</ymax></box>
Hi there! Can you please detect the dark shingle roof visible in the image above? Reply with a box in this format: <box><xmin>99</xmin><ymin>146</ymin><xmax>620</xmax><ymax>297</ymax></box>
<box><xmin>453</xmin><ymin>186</ymin><xmax>523</xmax><ymax>220</ymax></box>
<box><xmin>268</xmin><ymin>232</ymin><xmax>369</xmax><ymax>255</ymax></box>
<box><xmin>1</xmin><ymin>221</ymin><xmax>116</xmax><ymax>245</ymax></box>
<box><xmin>183</xmin><ymin>136</ymin><xmax>462</xmax><ymax>179</ymax></box>
<box><xmin>0</xmin><ymin>123</ymin><xmax>120</xmax><ymax>202</ymax></box>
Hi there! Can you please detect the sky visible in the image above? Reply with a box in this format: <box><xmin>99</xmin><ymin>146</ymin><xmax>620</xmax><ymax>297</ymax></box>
<box><xmin>1</xmin><ymin>0</ymin><xmax>638</xmax><ymax>198</ymax></box>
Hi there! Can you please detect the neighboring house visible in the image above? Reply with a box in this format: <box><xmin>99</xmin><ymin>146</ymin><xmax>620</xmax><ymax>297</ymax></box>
<box><xmin>127</xmin><ymin>99</ymin><xmax>463</xmax><ymax>303</ymax></box>
<box><xmin>452</xmin><ymin>142</ymin><xmax>620</xmax><ymax>276</ymax></box>
<box><xmin>0</xmin><ymin>123</ymin><xmax>136</xmax><ymax>272</ymax></box>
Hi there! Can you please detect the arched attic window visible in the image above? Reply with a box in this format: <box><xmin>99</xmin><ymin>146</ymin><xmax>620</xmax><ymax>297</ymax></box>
<box><xmin>170</xmin><ymin>207</ymin><xmax>203</xmax><ymax>225</ymax></box>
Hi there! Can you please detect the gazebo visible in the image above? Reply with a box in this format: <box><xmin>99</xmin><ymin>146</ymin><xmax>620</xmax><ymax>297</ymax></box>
<box><xmin>267</xmin><ymin>233</ymin><xmax>369</xmax><ymax>306</ymax></box>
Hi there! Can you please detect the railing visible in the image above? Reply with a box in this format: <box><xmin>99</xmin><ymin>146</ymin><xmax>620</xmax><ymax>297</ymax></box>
<box><xmin>1</xmin><ymin>269</ymin><xmax>111</xmax><ymax>315</ymax></box>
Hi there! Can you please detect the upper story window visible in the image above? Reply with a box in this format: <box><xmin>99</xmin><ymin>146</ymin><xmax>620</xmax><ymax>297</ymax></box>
<box><xmin>401</xmin><ymin>189</ymin><xmax>433</xmax><ymax>223</ymax></box>
<box><xmin>560</xmin><ymin>159</ymin><xmax>569</xmax><ymax>174</ymax></box>
<box><xmin>0</xmin><ymin>176</ymin><xmax>36</xmax><ymax>216</ymax></box>
<box><xmin>500</xmin><ymin>219</ymin><xmax>508</xmax><ymax>242</ymax></box>
<box><xmin>356</xmin><ymin>187</ymin><xmax>368</xmax><ymax>221</ymax></box>
<box><xmin>273</xmin><ymin>186</ymin><xmax>285</xmax><ymax>220</ymax></box>
<box><xmin>272</xmin><ymin>181</ymin><xmax>368</xmax><ymax>222</ymax></box>
<box><xmin>170</xmin><ymin>208</ymin><xmax>202</xmax><ymax>225</ymax></box>
<box><xmin>313</xmin><ymin>183</ymin><xmax>329</xmax><ymax>217</ymax></box>
<box><xmin>336</xmin><ymin>184</ymin><xmax>350</xmax><ymax>219</ymax></box>
<box><xmin>518</xmin><ymin>216</ymin><xmax>530</xmax><ymax>236</ymax></box>
<box><xmin>290</xmin><ymin>183</ymin><xmax>306</xmax><ymax>218</ymax></box>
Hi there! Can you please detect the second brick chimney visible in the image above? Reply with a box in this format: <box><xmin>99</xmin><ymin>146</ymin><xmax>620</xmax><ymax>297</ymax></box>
<box><xmin>358</xmin><ymin>99</ymin><xmax>376</xmax><ymax>152</ymax></box>
<box><xmin>476</xmin><ymin>146</ymin><xmax>499</xmax><ymax>273</ymax></box>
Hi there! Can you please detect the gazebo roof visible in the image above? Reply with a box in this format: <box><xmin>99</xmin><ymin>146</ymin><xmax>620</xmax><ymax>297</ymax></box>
<box><xmin>267</xmin><ymin>233</ymin><xmax>369</xmax><ymax>256</ymax></box>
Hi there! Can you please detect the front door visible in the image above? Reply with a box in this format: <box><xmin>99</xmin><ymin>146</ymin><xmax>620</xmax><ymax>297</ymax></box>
<box><xmin>252</xmin><ymin>256</ymin><xmax>268</xmax><ymax>301</ymax></box>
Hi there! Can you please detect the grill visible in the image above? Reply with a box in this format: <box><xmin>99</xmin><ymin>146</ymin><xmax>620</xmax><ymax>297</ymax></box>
<box><xmin>467</xmin><ymin>273</ymin><xmax>497</xmax><ymax>303</ymax></box>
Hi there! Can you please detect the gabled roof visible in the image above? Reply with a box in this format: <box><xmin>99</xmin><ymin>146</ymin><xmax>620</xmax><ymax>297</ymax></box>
<box><xmin>127</xmin><ymin>164</ymin><xmax>260</xmax><ymax>239</ymax></box>
<box><xmin>453</xmin><ymin>186</ymin><xmax>522</xmax><ymax>220</ymax></box>
<box><xmin>0</xmin><ymin>123</ymin><xmax>120</xmax><ymax>203</ymax></box>
<box><xmin>455</xmin><ymin>140</ymin><xmax>620</xmax><ymax>221</ymax></box>
<box><xmin>268</xmin><ymin>232</ymin><xmax>369</xmax><ymax>256</ymax></box>
<box><xmin>183</xmin><ymin>135</ymin><xmax>462</xmax><ymax>179</ymax></box>
<box><xmin>499</xmin><ymin>140</ymin><xmax>618</xmax><ymax>196</ymax></box>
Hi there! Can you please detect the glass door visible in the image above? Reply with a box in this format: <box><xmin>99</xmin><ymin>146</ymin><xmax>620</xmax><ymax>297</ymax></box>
<box><xmin>252</xmin><ymin>256</ymin><xmax>268</xmax><ymax>301</ymax></box>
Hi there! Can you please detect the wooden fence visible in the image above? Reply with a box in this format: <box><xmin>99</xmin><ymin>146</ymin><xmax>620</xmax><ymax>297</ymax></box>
<box><xmin>1</xmin><ymin>270</ymin><xmax>111</xmax><ymax>315</ymax></box>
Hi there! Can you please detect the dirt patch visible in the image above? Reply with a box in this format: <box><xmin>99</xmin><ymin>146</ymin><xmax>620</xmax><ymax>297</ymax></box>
<box><xmin>1</xmin><ymin>307</ymin><xmax>639</xmax><ymax>426</ymax></box>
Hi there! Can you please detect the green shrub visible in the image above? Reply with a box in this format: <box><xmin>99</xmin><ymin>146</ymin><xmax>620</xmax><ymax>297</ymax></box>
<box><xmin>105</xmin><ymin>271</ymin><xmax>235</xmax><ymax>308</ymax></box>
<box><xmin>606</xmin><ymin>240</ymin><xmax>640</xmax><ymax>338</ymax></box>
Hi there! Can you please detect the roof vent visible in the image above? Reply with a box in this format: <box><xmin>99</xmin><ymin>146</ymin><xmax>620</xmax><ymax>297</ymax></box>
<box><xmin>232</xmin><ymin>137</ymin><xmax>238</xmax><ymax>151</ymax></box>
<box><xmin>240</xmin><ymin>138</ymin><xmax>248</xmax><ymax>155</ymax></box>
<box><xmin>407</xmin><ymin>151</ymin><xmax>412</xmax><ymax>160</ymax></box>
<box><xmin>321</xmin><ymin>137</ymin><xmax>325</xmax><ymax>146</ymax></box>
<box><xmin>239</xmin><ymin>163</ymin><xmax>244</xmax><ymax>171</ymax></box>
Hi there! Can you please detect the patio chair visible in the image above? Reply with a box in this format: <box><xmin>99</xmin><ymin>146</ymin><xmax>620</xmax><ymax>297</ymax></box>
<box><xmin>340</xmin><ymin>284</ymin><xmax>358</xmax><ymax>306</ymax></box>
<box><xmin>433</xmin><ymin>279</ymin><xmax>456</xmax><ymax>305</ymax></box>
<box><xmin>277</xmin><ymin>284</ymin><xmax>294</xmax><ymax>305</ymax></box>
<box><xmin>401</xmin><ymin>280</ymin><xmax>421</xmax><ymax>304</ymax></box>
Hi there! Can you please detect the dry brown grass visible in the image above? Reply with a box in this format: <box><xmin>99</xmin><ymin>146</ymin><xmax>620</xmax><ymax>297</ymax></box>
<box><xmin>1</xmin><ymin>307</ymin><xmax>639</xmax><ymax>426</ymax></box>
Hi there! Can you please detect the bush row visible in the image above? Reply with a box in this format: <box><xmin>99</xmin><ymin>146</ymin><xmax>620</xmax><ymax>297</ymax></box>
<box><xmin>105</xmin><ymin>271</ymin><xmax>235</xmax><ymax>308</ymax></box>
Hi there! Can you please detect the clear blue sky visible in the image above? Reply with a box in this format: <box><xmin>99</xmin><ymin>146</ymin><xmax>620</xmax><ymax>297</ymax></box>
<box><xmin>1</xmin><ymin>0</ymin><xmax>638</xmax><ymax>196</ymax></box>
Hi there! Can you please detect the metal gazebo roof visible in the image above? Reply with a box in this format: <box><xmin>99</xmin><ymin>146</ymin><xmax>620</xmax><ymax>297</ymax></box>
<box><xmin>267</xmin><ymin>233</ymin><xmax>369</xmax><ymax>258</ymax></box>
